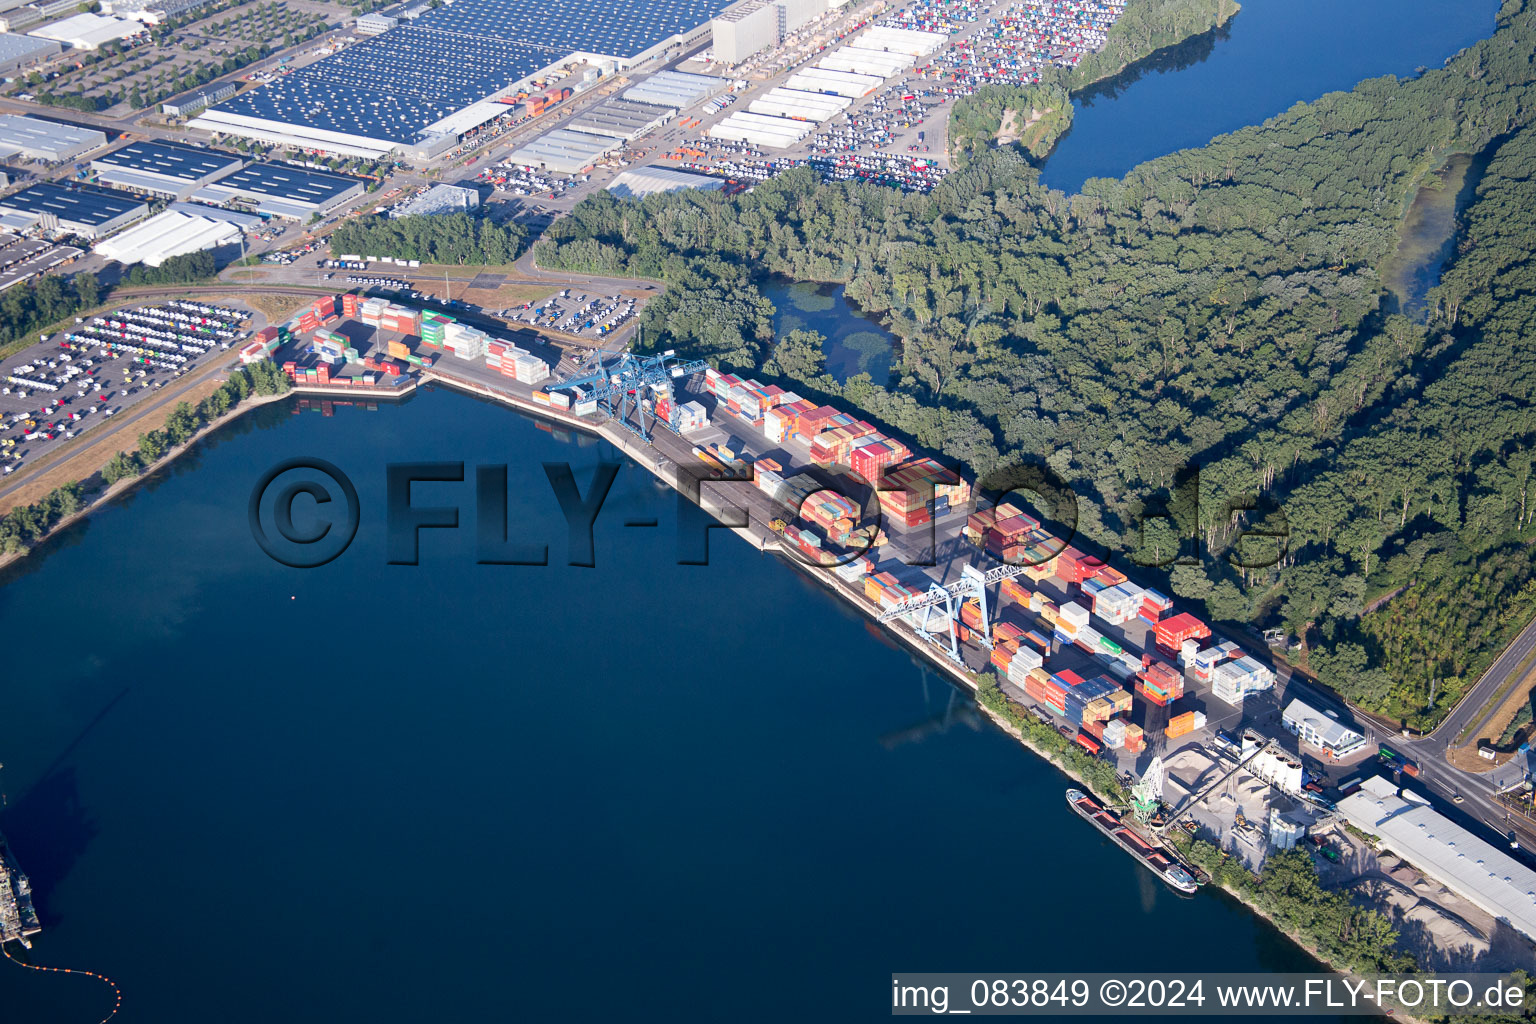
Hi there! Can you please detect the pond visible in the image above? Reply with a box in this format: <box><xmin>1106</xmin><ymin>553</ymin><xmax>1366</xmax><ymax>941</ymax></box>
<box><xmin>765</xmin><ymin>278</ymin><xmax>897</xmax><ymax>386</ymax></box>
<box><xmin>1383</xmin><ymin>151</ymin><xmax>1488</xmax><ymax>320</ymax></box>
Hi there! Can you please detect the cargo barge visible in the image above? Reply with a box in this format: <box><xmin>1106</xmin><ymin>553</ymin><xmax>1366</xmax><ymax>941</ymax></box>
<box><xmin>1066</xmin><ymin>788</ymin><xmax>1199</xmax><ymax>895</ymax></box>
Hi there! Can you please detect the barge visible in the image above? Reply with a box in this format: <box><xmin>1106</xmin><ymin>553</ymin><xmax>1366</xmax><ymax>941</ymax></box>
<box><xmin>1066</xmin><ymin>788</ymin><xmax>1199</xmax><ymax>895</ymax></box>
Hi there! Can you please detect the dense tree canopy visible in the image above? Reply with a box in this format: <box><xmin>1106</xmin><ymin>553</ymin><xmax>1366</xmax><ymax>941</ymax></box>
<box><xmin>329</xmin><ymin>212</ymin><xmax>528</xmax><ymax>266</ymax></box>
<box><xmin>534</xmin><ymin>0</ymin><xmax>1536</xmax><ymax>726</ymax></box>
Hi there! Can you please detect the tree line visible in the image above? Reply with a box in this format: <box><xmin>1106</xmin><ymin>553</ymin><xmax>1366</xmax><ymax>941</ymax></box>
<box><xmin>532</xmin><ymin>0</ymin><xmax>1536</xmax><ymax>728</ymax></box>
<box><xmin>329</xmin><ymin>212</ymin><xmax>528</xmax><ymax>267</ymax></box>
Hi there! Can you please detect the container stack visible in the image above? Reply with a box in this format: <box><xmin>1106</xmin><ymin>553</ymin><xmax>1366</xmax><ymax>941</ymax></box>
<box><xmin>876</xmin><ymin>457</ymin><xmax>969</xmax><ymax>527</ymax></box>
<box><xmin>1154</xmin><ymin>612</ymin><xmax>1211</xmax><ymax>653</ymax></box>
<box><xmin>435</xmin><ymin>322</ymin><xmax>484</xmax><ymax>360</ymax></box>
<box><xmin>312</xmin><ymin>295</ymin><xmax>337</xmax><ymax>323</ymax></box>
<box><xmin>298</xmin><ymin>307</ymin><xmax>320</xmax><ymax>334</ymax></box>
<box><xmin>765</xmin><ymin>398</ymin><xmax>817</xmax><ymax>442</ymax></box>
<box><xmin>359</xmin><ymin>297</ymin><xmax>387</xmax><ymax>326</ymax></box>
<box><xmin>1054</xmin><ymin>546</ymin><xmax>1105</xmax><ymax>584</ymax></box>
<box><xmin>1054</xmin><ymin>601</ymin><xmax>1089</xmax><ymax>645</ymax></box>
<box><xmin>849</xmin><ymin>437</ymin><xmax>910</xmax><ymax>480</ymax></box>
<box><xmin>419</xmin><ymin>310</ymin><xmax>453</xmax><ymax>349</ymax></box>
<box><xmin>378</xmin><ymin>304</ymin><xmax>419</xmax><ymax>335</ymax></box>
<box><xmin>1165</xmin><ymin>710</ymin><xmax>1207</xmax><ymax>740</ymax></box>
<box><xmin>1210</xmin><ymin>654</ymin><xmax>1275</xmax><ymax>704</ymax></box>
<box><xmin>1137</xmin><ymin>657</ymin><xmax>1185</xmax><ymax>706</ymax></box>
<box><xmin>342</xmin><ymin>292</ymin><xmax>360</xmax><ymax>317</ymax></box>
<box><xmin>1139</xmin><ymin>588</ymin><xmax>1173</xmax><ymax>624</ymax></box>
<box><xmin>808</xmin><ymin>421</ymin><xmax>878</xmax><ymax>466</ymax></box>
<box><xmin>675</xmin><ymin>401</ymin><xmax>707</xmax><ymax>433</ymax></box>
<box><xmin>531</xmin><ymin>389</ymin><xmax>572</xmax><ymax>410</ymax></box>
<box><xmin>1122</xmin><ymin>723</ymin><xmax>1146</xmax><ymax>753</ymax></box>
<box><xmin>1091</xmin><ymin>582</ymin><xmax>1144</xmax><ymax>626</ymax></box>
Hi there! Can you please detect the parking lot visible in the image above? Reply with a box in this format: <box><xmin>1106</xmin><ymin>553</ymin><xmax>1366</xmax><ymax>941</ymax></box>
<box><xmin>0</xmin><ymin>300</ymin><xmax>252</xmax><ymax>473</ymax></box>
<box><xmin>506</xmin><ymin>289</ymin><xmax>636</xmax><ymax>339</ymax></box>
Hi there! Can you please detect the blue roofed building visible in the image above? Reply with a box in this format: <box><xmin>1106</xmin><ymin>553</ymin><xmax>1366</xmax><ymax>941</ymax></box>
<box><xmin>188</xmin><ymin>0</ymin><xmax>732</xmax><ymax>161</ymax></box>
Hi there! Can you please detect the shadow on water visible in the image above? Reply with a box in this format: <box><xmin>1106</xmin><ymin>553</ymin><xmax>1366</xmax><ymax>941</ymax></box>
<box><xmin>1382</xmin><ymin>148</ymin><xmax>1494</xmax><ymax>320</ymax></box>
<box><xmin>1074</xmin><ymin>18</ymin><xmax>1233</xmax><ymax>106</ymax></box>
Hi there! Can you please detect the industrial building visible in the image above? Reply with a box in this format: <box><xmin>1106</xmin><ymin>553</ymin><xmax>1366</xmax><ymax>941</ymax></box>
<box><xmin>190</xmin><ymin>0</ymin><xmax>733</xmax><ymax>161</ymax></box>
<box><xmin>90</xmin><ymin>139</ymin><xmax>244</xmax><ymax>198</ymax></box>
<box><xmin>565</xmin><ymin>99</ymin><xmax>674</xmax><ymax>140</ymax></box>
<box><xmin>28</xmin><ymin>11</ymin><xmax>145</xmax><ymax>49</ymax></box>
<box><xmin>1338</xmin><ymin>777</ymin><xmax>1536</xmax><ymax>942</ymax></box>
<box><xmin>0</xmin><ymin>181</ymin><xmax>147</xmax><ymax>239</ymax></box>
<box><xmin>1280</xmin><ymin>698</ymin><xmax>1367</xmax><ymax>760</ymax></box>
<box><xmin>817</xmin><ymin>45</ymin><xmax>913</xmax><ymax>78</ymax></box>
<box><xmin>190</xmin><ymin>161</ymin><xmax>364</xmax><ymax>219</ymax></box>
<box><xmin>707</xmin><ymin>110</ymin><xmax>813</xmax><ymax>148</ymax></box>
<box><xmin>606</xmin><ymin>165</ymin><xmax>723</xmax><ymax>199</ymax></box>
<box><xmin>355</xmin><ymin>11</ymin><xmax>396</xmax><ymax>34</ymax></box>
<box><xmin>160</xmin><ymin>80</ymin><xmax>237</xmax><ymax>119</ymax></box>
<box><xmin>0</xmin><ymin>113</ymin><xmax>106</xmax><ymax>163</ymax></box>
<box><xmin>93</xmin><ymin>201</ymin><xmax>258</xmax><ymax>266</ymax></box>
<box><xmin>104</xmin><ymin>0</ymin><xmax>214</xmax><ymax>23</ymax></box>
<box><xmin>0</xmin><ymin>30</ymin><xmax>59</xmax><ymax>74</ymax></box>
<box><xmin>746</xmin><ymin>86</ymin><xmax>848</xmax><ymax>121</ymax></box>
<box><xmin>783</xmin><ymin>66</ymin><xmax>880</xmax><ymax>98</ymax></box>
<box><xmin>506</xmin><ymin>128</ymin><xmax>621</xmax><ymax>174</ymax></box>
<box><xmin>710</xmin><ymin>0</ymin><xmax>826</xmax><ymax>63</ymax></box>
<box><xmin>853</xmin><ymin>24</ymin><xmax>948</xmax><ymax>56</ymax></box>
<box><xmin>388</xmin><ymin>182</ymin><xmax>478</xmax><ymax>218</ymax></box>
<box><xmin>622</xmin><ymin>69</ymin><xmax>726</xmax><ymax>109</ymax></box>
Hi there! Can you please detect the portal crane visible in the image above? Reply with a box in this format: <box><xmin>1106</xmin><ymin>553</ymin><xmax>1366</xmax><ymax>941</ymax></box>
<box><xmin>552</xmin><ymin>347</ymin><xmax>707</xmax><ymax>442</ymax></box>
<box><xmin>875</xmin><ymin>561</ymin><xmax>1036</xmax><ymax>665</ymax></box>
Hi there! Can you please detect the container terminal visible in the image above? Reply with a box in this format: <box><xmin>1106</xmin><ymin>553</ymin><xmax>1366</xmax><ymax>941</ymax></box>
<box><xmin>0</xmin><ymin>831</ymin><xmax>41</xmax><ymax>949</ymax></box>
<box><xmin>226</xmin><ymin>288</ymin><xmax>1402</xmax><ymax>897</ymax></box>
<box><xmin>11</xmin><ymin>283</ymin><xmax>1536</xmax><ymax>958</ymax></box>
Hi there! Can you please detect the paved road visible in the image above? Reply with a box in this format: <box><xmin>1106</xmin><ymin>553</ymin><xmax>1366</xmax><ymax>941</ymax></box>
<box><xmin>1427</xmin><ymin>613</ymin><xmax>1536</xmax><ymax>748</ymax></box>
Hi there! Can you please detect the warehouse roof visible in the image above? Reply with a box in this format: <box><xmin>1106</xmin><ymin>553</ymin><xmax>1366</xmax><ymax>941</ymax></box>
<box><xmin>565</xmin><ymin>99</ymin><xmax>674</xmax><ymax>140</ymax></box>
<box><xmin>93</xmin><ymin>205</ymin><xmax>243</xmax><ymax>266</ymax></box>
<box><xmin>201</xmin><ymin>0</ymin><xmax>732</xmax><ymax>151</ymax></box>
<box><xmin>607</xmin><ymin>165</ymin><xmax>722</xmax><ymax>199</ymax></box>
<box><xmin>507</xmin><ymin>128</ymin><xmax>619</xmax><ymax>170</ymax></box>
<box><xmin>1281</xmin><ymin>698</ymin><xmax>1365</xmax><ymax>753</ymax></box>
<box><xmin>0</xmin><ymin>113</ymin><xmax>105</xmax><ymax>160</ymax></box>
<box><xmin>1337</xmin><ymin>777</ymin><xmax>1536</xmax><ymax>941</ymax></box>
<box><xmin>0</xmin><ymin>180</ymin><xmax>145</xmax><ymax>226</ymax></box>
<box><xmin>0</xmin><ymin>30</ymin><xmax>58</xmax><ymax>64</ymax></box>
<box><xmin>204</xmin><ymin>161</ymin><xmax>362</xmax><ymax>207</ymax></box>
<box><xmin>622</xmin><ymin>69</ymin><xmax>724</xmax><ymax>108</ymax></box>
<box><xmin>28</xmin><ymin>11</ymin><xmax>143</xmax><ymax>48</ymax></box>
<box><xmin>92</xmin><ymin>139</ymin><xmax>242</xmax><ymax>183</ymax></box>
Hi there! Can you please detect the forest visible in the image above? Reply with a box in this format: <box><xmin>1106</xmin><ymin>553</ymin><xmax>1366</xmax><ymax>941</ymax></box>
<box><xmin>328</xmin><ymin>212</ymin><xmax>528</xmax><ymax>267</ymax></box>
<box><xmin>532</xmin><ymin>0</ymin><xmax>1536</xmax><ymax>728</ymax></box>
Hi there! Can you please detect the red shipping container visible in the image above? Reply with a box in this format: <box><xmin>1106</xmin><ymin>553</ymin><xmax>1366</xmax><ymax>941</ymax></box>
<box><xmin>1155</xmin><ymin>612</ymin><xmax>1210</xmax><ymax>648</ymax></box>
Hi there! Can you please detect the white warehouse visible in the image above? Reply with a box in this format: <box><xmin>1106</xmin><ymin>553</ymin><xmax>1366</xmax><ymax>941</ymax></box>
<box><xmin>747</xmin><ymin>86</ymin><xmax>849</xmax><ymax>121</ymax></box>
<box><xmin>783</xmin><ymin>66</ymin><xmax>881</xmax><ymax>98</ymax></box>
<box><xmin>707</xmin><ymin>110</ymin><xmax>813</xmax><ymax>148</ymax></box>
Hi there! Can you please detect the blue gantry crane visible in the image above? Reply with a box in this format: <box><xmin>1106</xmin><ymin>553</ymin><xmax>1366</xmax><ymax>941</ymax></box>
<box><xmin>876</xmin><ymin>562</ymin><xmax>1035</xmax><ymax>665</ymax></box>
<box><xmin>552</xmin><ymin>347</ymin><xmax>708</xmax><ymax>442</ymax></box>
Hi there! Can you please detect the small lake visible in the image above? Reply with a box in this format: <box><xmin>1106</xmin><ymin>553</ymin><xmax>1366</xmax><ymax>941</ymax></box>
<box><xmin>765</xmin><ymin>278</ymin><xmax>897</xmax><ymax>386</ymax></box>
<box><xmin>1041</xmin><ymin>0</ymin><xmax>1502</xmax><ymax>194</ymax></box>
<box><xmin>1384</xmin><ymin>151</ymin><xmax>1488</xmax><ymax>320</ymax></box>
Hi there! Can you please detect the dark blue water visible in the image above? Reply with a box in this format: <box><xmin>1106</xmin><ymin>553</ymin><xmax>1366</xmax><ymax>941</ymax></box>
<box><xmin>1041</xmin><ymin>0</ymin><xmax>1501</xmax><ymax>194</ymax></box>
<box><xmin>766</xmin><ymin>279</ymin><xmax>895</xmax><ymax>386</ymax></box>
<box><xmin>0</xmin><ymin>388</ymin><xmax>1330</xmax><ymax>1023</ymax></box>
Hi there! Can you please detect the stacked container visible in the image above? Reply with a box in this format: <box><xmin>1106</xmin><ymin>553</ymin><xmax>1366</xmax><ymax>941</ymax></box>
<box><xmin>1155</xmin><ymin>612</ymin><xmax>1211</xmax><ymax>652</ymax></box>
<box><xmin>312</xmin><ymin>295</ymin><xmax>337</xmax><ymax>323</ymax></box>
<box><xmin>1139</xmin><ymin>588</ymin><xmax>1173</xmax><ymax>624</ymax></box>
<box><xmin>1137</xmin><ymin>657</ymin><xmax>1185</xmax><ymax>706</ymax></box>
<box><xmin>359</xmin><ymin>297</ymin><xmax>387</xmax><ymax>326</ymax></box>
<box><xmin>1165</xmin><ymin>710</ymin><xmax>1207</xmax><ymax>739</ymax></box>
<box><xmin>419</xmin><ymin>310</ymin><xmax>453</xmax><ymax>349</ymax></box>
